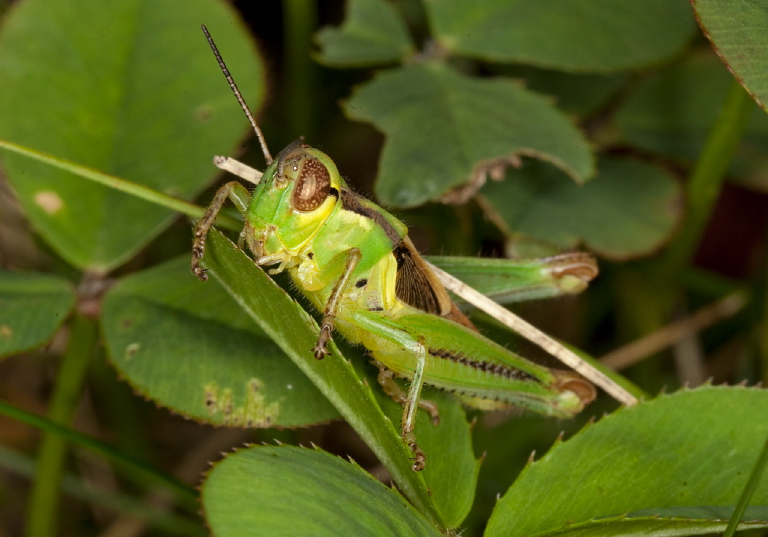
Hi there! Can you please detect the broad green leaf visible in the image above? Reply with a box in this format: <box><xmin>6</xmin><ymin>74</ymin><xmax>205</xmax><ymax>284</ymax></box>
<box><xmin>373</xmin><ymin>388</ymin><xmax>480</xmax><ymax>529</ymax></box>
<box><xmin>693</xmin><ymin>0</ymin><xmax>768</xmax><ymax>111</ymax></box>
<box><xmin>345</xmin><ymin>63</ymin><xmax>594</xmax><ymax>208</ymax></box>
<box><xmin>0</xmin><ymin>0</ymin><xmax>264</xmax><ymax>270</ymax></box>
<box><xmin>101</xmin><ymin>257</ymin><xmax>338</xmax><ymax>428</ymax></box>
<box><xmin>466</xmin><ymin>411</ymin><xmax>602</xmax><ymax>536</ymax></box>
<box><xmin>315</xmin><ymin>0</ymin><xmax>415</xmax><ymax>66</ymax></box>
<box><xmin>615</xmin><ymin>54</ymin><xmax>768</xmax><ymax>191</ymax></box>
<box><xmin>200</xmin><ymin>230</ymin><xmax>480</xmax><ymax>529</ymax></box>
<box><xmin>202</xmin><ymin>445</ymin><xmax>441</xmax><ymax>537</ymax></box>
<box><xmin>485</xmin><ymin>385</ymin><xmax>768</xmax><ymax>537</ymax></box>
<box><xmin>427</xmin><ymin>0</ymin><xmax>696</xmax><ymax>72</ymax></box>
<box><xmin>0</xmin><ymin>271</ymin><xmax>75</xmax><ymax>358</ymax></box>
<box><xmin>492</xmin><ymin>65</ymin><xmax>630</xmax><ymax>117</ymax></box>
<box><xmin>478</xmin><ymin>158</ymin><xmax>681</xmax><ymax>260</ymax></box>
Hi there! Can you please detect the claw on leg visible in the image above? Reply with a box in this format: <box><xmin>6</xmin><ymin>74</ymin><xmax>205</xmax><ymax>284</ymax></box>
<box><xmin>313</xmin><ymin>324</ymin><xmax>333</xmax><ymax>360</ymax></box>
<box><xmin>191</xmin><ymin>251</ymin><xmax>209</xmax><ymax>281</ymax></box>
<box><xmin>191</xmin><ymin>230</ymin><xmax>211</xmax><ymax>281</ymax></box>
<box><xmin>406</xmin><ymin>433</ymin><xmax>426</xmax><ymax>472</ymax></box>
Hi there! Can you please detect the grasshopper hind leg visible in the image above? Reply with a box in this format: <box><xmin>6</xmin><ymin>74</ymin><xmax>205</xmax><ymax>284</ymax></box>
<box><xmin>349</xmin><ymin>310</ymin><xmax>441</xmax><ymax>471</ymax></box>
<box><xmin>191</xmin><ymin>181</ymin><xmax>251</xmax><ymax>281</ymax></box>
<box><xmin>376</xmin><ymin>364</ymin><xmax>441</xmax><ymax>472</ymax></box>
<box><xmin>373</xmin><ymin>359</ymin><xmax>435</xmax><ymax>473</ymax></box>
<box><xmin>377</xmin><ymin>365</ymin><xmax>440</xmax><ymax>425</ymax></box>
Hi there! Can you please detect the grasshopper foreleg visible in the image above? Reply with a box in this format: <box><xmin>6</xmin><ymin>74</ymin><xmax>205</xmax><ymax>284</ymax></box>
<box><xmin>313</xmin><ymin>248</ymin><xmax>362</xmax><ymax>360</ymax></box>
<box><xmin>191</xmin><ymin>181</ymin><xmax>251</xmax><ymax>281</ymax></box>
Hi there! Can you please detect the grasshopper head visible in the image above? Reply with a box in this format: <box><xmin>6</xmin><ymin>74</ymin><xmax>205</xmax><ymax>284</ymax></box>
<box><xmin>247</xmin><ymin>141</ymin><xmax>344</xmax><ymax>257</ymax></box>
<box><xmin>200</xmin><ymin>27</ymin><xmax>344</xmax><ymax>262</ymax></box>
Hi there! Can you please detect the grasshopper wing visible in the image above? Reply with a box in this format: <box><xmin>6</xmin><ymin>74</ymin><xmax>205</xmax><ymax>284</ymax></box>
<box><xmin>393</xmin><ymin>237</ymin><xmax>477</xmax><ymax>331</ymax></box>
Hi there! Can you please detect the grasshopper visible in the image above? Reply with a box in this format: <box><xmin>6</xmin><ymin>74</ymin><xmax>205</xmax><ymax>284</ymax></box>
<box><xmin>192</xmin><ymin>26</ymin><xmax>595</xmax><ymax>471</ymax></box>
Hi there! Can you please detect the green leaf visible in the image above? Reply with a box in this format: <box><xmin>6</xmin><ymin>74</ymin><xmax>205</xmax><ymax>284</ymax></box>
<box><xmin>199</xmin><ymin>230</ymin><xmax>480</xmax><ymax>529</ymax></box>
<box><xmin>615</xmin><ymin>54</ymin><xmax>768</xmax><ymax>191</ymax></box>
<box><xmin>373</xmin><ymin>388</ymin><xmax>480</xmax><ymax>529</ymax></box>
<box><xmin>427</xmin><ymin>0</ymin><xmax>696</xmax><ymax>72</ymax></box>
<box><xmin>0</xmin><ymin>272</ymin><xmax>75</xmax><ymax>358</ymax></box>
<box><xmin>491</xmin><ymin>65</ymin><xmax>630</xmax><ymax>117</ymax></box>
<box><xmin>693</xmin><ymin>0</ymin><xmax>768</xmax><ymax>111</ymax></box>
<box><xmin>467</xmin><ymin>412</ymin><xmax>599</xmax><ymax>536</ymax></box>
<box><xmin>478</xmin><ymin>157</ymin><xmax>681</xmax><ymax>260</ymax></box>
<box><xmin>101</xmin><ymin>257</ymin><xmax>338</xmax><ymax>428</ymax></box>
<box><xmin>202</xmin><ymin>445</ymin><xmax>441</xmax><ymax>537</ymax></box>
<box><xmin>485</xmin><ymin>385</ymin><xmax>768</xmax><ymax>537</ymax></box>
<box><xmin>345</xmin><ymin>63</ymin><xmax>594</xmax><ymax>208</ymax></box>
<box><xmin>315</xmin><ymin>0</ymin><xmax>415</xmax><ymax>66</ymax></box>
<box><xmin>0</xmin><ymin>0</ymin><xmax>264</xmax><ymax>270</ymax></box>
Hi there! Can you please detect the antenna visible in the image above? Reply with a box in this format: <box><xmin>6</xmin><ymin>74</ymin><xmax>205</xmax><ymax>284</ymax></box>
<box><xmin>201</xmin><ymin>25</ymin><xmax>273</xmax><ymax>165</ymax></box>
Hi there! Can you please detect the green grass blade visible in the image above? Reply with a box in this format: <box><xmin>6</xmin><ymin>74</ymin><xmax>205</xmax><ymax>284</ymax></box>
<box><xmin>25</xmin><ymin>314</ymin><xmax>97</xmax><ymax>537</ymax></box>
<box><xmin>0</xmin><ymin>399</ymin><xmax>197</xmax><ymax>509</ymax></box>
<box><xmin>0</xmin><ymin>139</ymin><xmax>241</xmax><ymax>231</ymax></box>
<box><xmin>0</xmin><ymin>445</ymin><xmax>204</xmax><ymax>536</ymax></box>
<box><xmin>723</xmin><ymin>432</ymin><xmax>768</xmax><ymax>537</ymax></box>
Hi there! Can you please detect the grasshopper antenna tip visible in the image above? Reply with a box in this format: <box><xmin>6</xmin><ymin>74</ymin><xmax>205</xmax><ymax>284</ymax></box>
<box><xmin>201</xmin><ymin>25</ymin><xmax>273</xmax><ymax>165</ymax></box>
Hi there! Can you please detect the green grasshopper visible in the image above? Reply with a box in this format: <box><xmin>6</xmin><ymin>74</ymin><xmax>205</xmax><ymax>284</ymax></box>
<box><xmin>192</xmin><ymin>26</ymin><xmax>596</xmax><ymax>471</ymax></box>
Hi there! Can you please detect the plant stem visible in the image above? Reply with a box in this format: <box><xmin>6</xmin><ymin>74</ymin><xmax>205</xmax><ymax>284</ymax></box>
<box><xmin>619</xmin><ymin>79</ymin><xmax>753</xmax><ymax>376</ymax></box>
<box><xmin>0</xmin><ymin>445</ymin><xmax>203</xmax><ymax>536</ymax></box>
<box><xmin>660</xmin><ymin>79</ymin><xmax>753</xmax><ymax>278</ymax></box>
<box><xmin>282</xmin><ymin>0</ymin><xmax>318</xmax><ymax>141</ymax></box>
<box><xmin>0</xmin><ymin>399</ymin><xmax>198</xmax><ymax>510</ymax></box>
<box><xmin>25</xmin><ymin>313</ymin><xmax>97</xmax><ymax>537</ymax></box>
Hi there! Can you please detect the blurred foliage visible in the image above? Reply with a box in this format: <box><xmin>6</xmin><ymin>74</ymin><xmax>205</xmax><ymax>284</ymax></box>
<box><xmin>0</xmin><ymin>0</ymin><xmax>767</xmax><ymax>535</ymax></box>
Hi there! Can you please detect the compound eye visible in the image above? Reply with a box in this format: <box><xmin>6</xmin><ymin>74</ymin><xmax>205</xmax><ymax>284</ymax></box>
<box><xmin>292</xmin><ymin>157</ymin><xmax>330</xmax><ymax>212</ymax></box>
